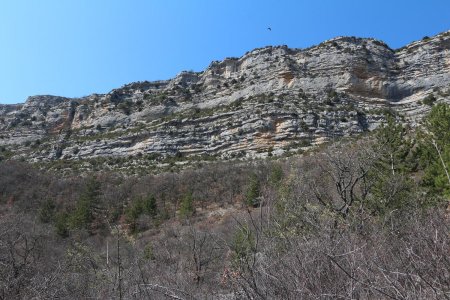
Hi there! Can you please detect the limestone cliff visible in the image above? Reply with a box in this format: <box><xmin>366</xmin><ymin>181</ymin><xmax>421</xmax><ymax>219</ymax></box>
<box><xmin>1</xmin><ymin>31</ymin><xmax>449</xmax><ymax>172</ymax></box>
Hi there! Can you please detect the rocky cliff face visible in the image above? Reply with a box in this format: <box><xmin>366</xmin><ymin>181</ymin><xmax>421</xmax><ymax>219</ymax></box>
<box><xmin>1</xmin><ymin>31</ymin><xmax>450</xmax><ymax>172</ymax></box>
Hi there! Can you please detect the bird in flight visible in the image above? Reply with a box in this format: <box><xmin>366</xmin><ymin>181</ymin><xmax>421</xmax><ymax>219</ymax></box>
<box><xmin>267</xmin><ymin>27</ymin><xmax>272</xmax><ymax>31</ymax></box>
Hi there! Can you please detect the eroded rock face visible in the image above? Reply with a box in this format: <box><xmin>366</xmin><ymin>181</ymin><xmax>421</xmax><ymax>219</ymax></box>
<box><xmin>1</xmin><ymin>31</ymin><xmax>450</xmax><ymax>168</ymax></box>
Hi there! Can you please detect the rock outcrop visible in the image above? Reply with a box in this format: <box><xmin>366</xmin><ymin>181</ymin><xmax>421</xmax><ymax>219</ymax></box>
<box><xmin>1</xmin><ymin>31</ymin><xmax>450</xmax><ymax>172</ymax></box>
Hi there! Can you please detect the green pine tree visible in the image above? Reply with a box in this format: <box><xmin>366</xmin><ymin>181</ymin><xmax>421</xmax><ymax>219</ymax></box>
<box><xmin>420</xmin><ymin>103</ymin><xmax>450</xmax><ymax>197</ymax></box>
<box><xmin>375</xmin><ymin>115</ymin><xmax>410</xmax><ymax>175</ymax></box>
<box><xmin>369</xmin><ymin>116</ymin><xmax>414</xmax><ymax>214</ymax></box>
<box><xmin>245</xmin><ymin>174</ymin><xmax>260</xmax><ymax>207</ymax></box>
<box><xmin>144</xmin><ymin>194</ymin><xmax>157</xmax><ymax>216</ymax></box>
<box><xmin>179</xmin><ymin>191</ymin><xmax>194</xmax><ymax>218</ymax></box>
<box><xmin>69</xmin><ymin>177</ymin><xmax>101</xmax><ymax>229</ymax></box>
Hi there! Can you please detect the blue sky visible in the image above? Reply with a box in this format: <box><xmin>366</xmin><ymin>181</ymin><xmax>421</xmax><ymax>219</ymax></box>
<box><xmin>0</xmin><ymin>0</ymin><xmax>449</xmax><ymax>104</ymax></box>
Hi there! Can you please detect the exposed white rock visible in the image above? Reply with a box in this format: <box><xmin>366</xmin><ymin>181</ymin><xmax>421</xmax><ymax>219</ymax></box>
<box><xmin>1</xmin><ymin>31</ymin><xmax>450</xmax><ymax>167</ymax></box>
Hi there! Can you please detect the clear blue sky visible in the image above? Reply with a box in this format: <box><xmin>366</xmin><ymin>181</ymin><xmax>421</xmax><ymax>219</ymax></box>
<box><xmin>0</xmin><ymin>0</ymin><xmax>449</xmax><ymax>104</ymax></box>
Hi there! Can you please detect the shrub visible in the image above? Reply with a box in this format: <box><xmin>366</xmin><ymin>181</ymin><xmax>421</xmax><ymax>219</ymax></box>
<box><xmin>422</xmin><ymin>94</ymin><xmax>436</xmax><ymax>106</ymax></box>
<box><xmin>55</xmin><ymin>212</ymin><xmax>69</xmax><ymax>238</ymax></box>
<box><xmin>324</xmin><ymin>99</ymin><xmax>335</xmax><ymax>106</ymax></box>
<box><xmin>143</xmin><ymin>243</ymin><xmax>155</xmax><ymax>260</ymax></box>
<box><xmin>117</xmin><ymin>100</ymin><xmax>132</xmax><ymax>115</ymax></box>
<box><xmin>38</xmin><ymin>199</ymin><xmax>56</xmax><ymax>223</ymax></box>
<box><xmin>231</xmin><ymin>225</ymin><xmax>256</xmax><ymax>269</ymax></box>
<box><xmin>327</xmin><ymin>89</ymin><xmax>338</xmax><ymax>99</ymax></box>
